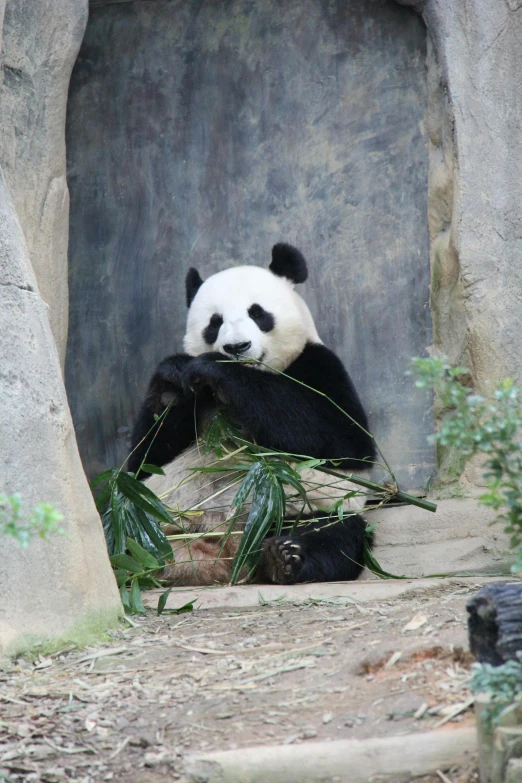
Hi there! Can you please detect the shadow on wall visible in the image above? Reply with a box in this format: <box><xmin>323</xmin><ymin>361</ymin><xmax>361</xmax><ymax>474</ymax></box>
<box><xmin>65</xmin><ymin>0</ymin><xmax>433</xmax><ymax>492</ymax></box>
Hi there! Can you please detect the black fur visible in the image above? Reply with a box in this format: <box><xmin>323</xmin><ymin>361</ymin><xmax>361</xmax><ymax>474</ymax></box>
<box><xmin>128</xmin><ymin>354</ymin><xmax>207</xmax><ymax>476</ymax></box>
<box><xmin>258</xmin><ymin>512</ymin><xmax>370</xmax><ymax>583</ymax></box>
<box><xmin>248</xmin><ymin>303</ymin><xmax>275</xmax><ymax>333</ymax></box>
<box><xmin>270</xmin><ymin>243</ymin><xmax>308</xmax><ymax>284</ymax></box>
<box><xmin>128</xmin><ymin>343</ymin><xmax>375</xmax><ymax>583</ymax></box>
<box><xmin>181</xmin><ymin>344</ymin><xmax>374</xmax><ymax>467</ymax></box>
<box><xmin>203</xmin><ymin>313</ymin><xmax>223</xmax><ymax>345</ymax></box>
<box><xmin>185</xmin><ymin>268</ymin><xmax>203</xmax><ymax>307</ymax></box>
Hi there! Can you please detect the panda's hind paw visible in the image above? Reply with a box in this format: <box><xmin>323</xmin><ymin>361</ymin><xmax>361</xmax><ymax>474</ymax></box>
<box><xmin>260</xmin><ymin>536</ymin><xmax>304</xmax><ymax>584</ymax></box>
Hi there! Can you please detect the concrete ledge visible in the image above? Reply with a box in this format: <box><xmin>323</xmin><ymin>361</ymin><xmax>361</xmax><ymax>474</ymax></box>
<box><xmin>369</xmin><ymin>498</ymin><xmax>512</xmax><ymax>577</ymax></box>
<box><xmin>143</xmin><ymin>575</ymin><xmax>510</xmax><ymax>612</ymax></box>
<box><xmin>184</xmin><ymin>727</ymin><xmax>477</xmax><ymax>783</ymax></box>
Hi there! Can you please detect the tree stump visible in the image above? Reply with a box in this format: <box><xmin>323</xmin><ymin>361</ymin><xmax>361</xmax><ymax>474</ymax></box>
<box><xmin>467</xmin><ymin>583</ymin><xmax>522</xmax><ymax>665</ymax></box>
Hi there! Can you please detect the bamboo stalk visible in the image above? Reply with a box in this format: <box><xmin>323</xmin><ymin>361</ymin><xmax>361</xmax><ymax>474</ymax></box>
<box><xmin>316</xmin><ymin>467</ymin><xmax>437</xmax><ymax>513</ymax></box>
<box><xmin>184</xmin><ymin>728</ymin><xmax>476</xmax><ymax>783</ymax></box>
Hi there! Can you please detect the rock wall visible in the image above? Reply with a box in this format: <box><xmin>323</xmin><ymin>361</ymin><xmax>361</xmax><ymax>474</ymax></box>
<box><xmin>419</xmin><ymin>0</ymin><xmax>522</xmax><ymax>388</ymax></box>
<box><xmin>0</xmin><ymin>0</ymin><xmax>121</xmax><ymax>658</ymax></box>
<box><xmin>0</xmin><ymin>0</ymin><xmax>86</xmax><ymax>366</ymax></box>
<box><xmin>66</xmin><ymin>0</ymin><xmax>433</xmax><ymax>491</ymax></box>
<box><xmin>397</xmin><ymin>0</ymin><xmax>522</xmax><ymax>494</ymax></box>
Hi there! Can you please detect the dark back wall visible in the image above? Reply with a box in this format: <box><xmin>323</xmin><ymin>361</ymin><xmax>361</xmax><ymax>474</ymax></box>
<box><xmin>66</xmin><ymin>0</ymin><xmax>434</xmax><ymax>489</ymax></box>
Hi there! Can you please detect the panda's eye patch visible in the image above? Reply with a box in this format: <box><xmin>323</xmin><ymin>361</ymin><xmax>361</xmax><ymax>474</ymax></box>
<box><xmin>203</xmin><ymin>313</ymin><xmax>223</xmax><ymax>345</ymax></box>
<box><xmin>248</xmin><ymin>303</ymin><xmax>275</xmax><ymax>333</ymax></box>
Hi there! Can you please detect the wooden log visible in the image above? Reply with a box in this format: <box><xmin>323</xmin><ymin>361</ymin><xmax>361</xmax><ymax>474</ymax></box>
<box><xmin>475</xmin><ymin>693</ymin><xmax>495</xmax><ymax>783</ymax></box>
<box><xmin>184</xmin><ymin>729</ymin><xmax>477</xmax><ymax>783</ymax></box>
<box><xmin>506</xmin><ymin>759</ymin><xmax>522</xmax><ymax>783</ymax></box>
<box><xmin>467</xmin><ymin>583</ymin><xmax>522</xmax><ymax>665</ymax></box>
<box><xmin>476</xmin><ymin>698</ymin><xmax>522</xmax><ymax>782</ymax></box>
<box><xmin>492</xmin><ymin>727</ymin><xmax>522</xmax><ymax>783</ymax></box>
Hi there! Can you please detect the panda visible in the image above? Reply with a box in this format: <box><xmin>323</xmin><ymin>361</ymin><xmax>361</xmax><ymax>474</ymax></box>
<box><xmin>128</xmin><ymin>243</ymin><xmax>376</xmax><ymax>585</ymax></box>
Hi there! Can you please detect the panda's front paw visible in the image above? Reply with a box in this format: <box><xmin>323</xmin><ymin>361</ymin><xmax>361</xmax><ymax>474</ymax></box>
<box><xmin>150</xmin><ymin>354</ymin><xmax>194</xmax><ymax>409</ymax></box>
<box><xmin>259</xmin><ymin>536</ymin><xmax>304</xmax><ymax>584</ymax></box>
<box><xmin>182</xmin><ymin>353</ymin><xmax>227</xmax><ymax>397</ymax></box>
<box><xmin>155</xmin><ymin>354</ymin><xmax>193</xmax><ymax>390</ymax></box>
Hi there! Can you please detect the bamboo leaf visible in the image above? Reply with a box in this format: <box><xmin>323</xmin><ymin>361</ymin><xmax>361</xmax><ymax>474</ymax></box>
<box><xmin>129</xmin><ymin>578</ymin><xmax>146</xmax><ymax>614</ymax></box>
<box><xmin>204</xmin><ymin>412</ymin><xmax>243</xmax><ymax>455</ymax></box>
<box><xmin>127</xmin><ymin>537</ymin><xmax>161</xmax><ymax>569</ymax></box>
<box><xmin>189</xmin><ymin>464</ymin><xmax>252</xmax><ymax>473</ymax></box>
<box><xmin>362</xmin><ymin>539</ymin><xmax>409</xmax><ymax>580</ymax></box>
<box><xmin>113</xmin><ymin>568</ymin><xmax>130</xmax><ymax>587</ymax></box>
<box><xmin>171</xmin><ymin>599</ymin><xmax>196</xmax><ymax>614</ymax></box>
<box><xmin>270</xmin><ymin>460</ymin><xmax>307</xmax><ymax>501</ymax></box>
<box><xmin>233</xmin><ymin>462</ymin><xmax>262</xmax><ymax>509</ymax></box>
<box><xmin>295</xmin><ymin>458</ymin><xmax>325</xmax><ymax>473</ymax></box>
<box><xmin>119</xmin><ymin>584</ymin><xmax>131</xmax><ymax>611</ymax></box>
<box><xmin>110</xmin><ymin>554</ymin><xmax>143</xmax><ymax>573</ymax></box>
<box><xmin>93</xmin><ymin>481</ymin><xmax>112</xmax><ymax>512</ymax></box>
<box><xmin>157</xmin><ymin>592</ymin><xmax>196</xmax><ymax>616</ymax></box>
<box><xmin>116</xmin><ymin>472</ymin><xmax>173</xmax><ymax>525</ymax></box>
<box><xmin>141</xmin><ymin>464</ymin><xmax>166</xmax><ymax>476</ymax></box>
<box><xmin>111</xmin><ymin>489</ymin><xmax>126</xmax><ymax>554</ymax></box>
<box><xmin>135</xmin><ymin>508</ymin><xmax>173</xmax><ymax>559</ymax></box>
<box><xmin>157</xmin><ymin>588</ymin><xmax>173</xmax><ymax>615</ymax></box>
<box><xmin>231</xmin><ymin>462</ymin><xmax>285</xmax><ymax>583</ymax></box>
<box><xmin>90</xmin><ymin>469</ymin><xmax>116</xmax><ymax>489</ymax></box>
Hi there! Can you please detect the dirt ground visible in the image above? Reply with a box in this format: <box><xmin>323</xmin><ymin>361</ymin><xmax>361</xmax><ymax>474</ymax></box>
<box><xmin>0</xmin><ymin>578</ymin><xmax>484</xmax><ymax>783</ymax></box>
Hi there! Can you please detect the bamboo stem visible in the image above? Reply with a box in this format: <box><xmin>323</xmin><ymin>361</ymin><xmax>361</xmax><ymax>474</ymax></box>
<box><xmin>316</xmin><ymin>467</ymin><xmax>437</xmax><ymax>513</ymax></box>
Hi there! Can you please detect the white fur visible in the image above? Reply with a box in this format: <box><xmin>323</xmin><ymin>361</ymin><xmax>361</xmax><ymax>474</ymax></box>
<box><xmin>184</xmin><ymin>266</ymin><xmax>321</xmax><ymax>372</ymax></box>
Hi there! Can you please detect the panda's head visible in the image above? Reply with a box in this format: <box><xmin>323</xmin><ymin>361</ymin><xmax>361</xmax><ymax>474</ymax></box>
<box><xmin>183</xmin><ymin>243</ymin><xmax>322</xmax><ymax>372</ymax></box>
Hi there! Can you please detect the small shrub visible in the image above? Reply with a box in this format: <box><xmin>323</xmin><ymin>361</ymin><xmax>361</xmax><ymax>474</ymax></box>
<box><xmin>413</xmin><ymin>356</ymin><xmax>522</xmax><ymax>719</ymax></box>
<box><xmin>413</xmin><ymin>355</ymin><xmax>522</xmax><ymax>573</ymax></box>
<box><xmin>0</xmin><ymin>493</ymin><xmax>64</xmax><ymax>548</ymax></box>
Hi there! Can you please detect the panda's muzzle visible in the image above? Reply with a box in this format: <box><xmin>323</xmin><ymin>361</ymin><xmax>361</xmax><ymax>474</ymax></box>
<box><xmin>223</xmin><ymin>341</ymin><xmax>252</xmax><ymax>357</ymax></box>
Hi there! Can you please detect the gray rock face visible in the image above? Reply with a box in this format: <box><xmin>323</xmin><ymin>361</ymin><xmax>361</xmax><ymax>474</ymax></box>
<box><xmin>412</xmin><ymin>0</ymin><xmax>522</xmax><ymax>388</ymax></box>
<box><xmin>397</xmin><ymin>0</ymin><xmax>522</xmax><ymax>498</ymax></box>
<box><xmin>440</xmin><ymin>1</ymin><xmax>522</xmax><ymax>389</ymax></box>
<box><xmin>0</xmin><ymin>0</ymin><xmax>88</xmax><ymax>366</ymax></box>
<box><xmin>66</xmin><ymin>0</ymin><xmax>434</xmax><ymax>490</ymax></box>
<box><xmin>0</xmin><ymin>5</ymin><xmax>121</xmax><ymax>657</ymax></box>
<box><xmin>369</xmin><ymin>498</ymin><xmax>512</xmax><ymax>578</ymax></box>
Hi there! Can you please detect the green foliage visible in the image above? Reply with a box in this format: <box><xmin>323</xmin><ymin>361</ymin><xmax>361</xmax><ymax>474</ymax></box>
<box><xmin>91</xmin><ymin>464</ymin><xmax>175</xmax><ymax>615</ymax></box>
<box><xmin>470</xmin><ymin>656</ymin><xmax>522</xmax><ymax>725</ymax></box>
<box><xmin>110</xmin><ymin>536</ymin><xmax>172</xmax><ymax>615</ymax></box>
<box><xmin>0</xmin><ymin>493</ymin><xmax>64</xmax><ymax>548</ymax></box>
<box><xmin>230</xmin><ymin>459</ymin><xmax>303</xmax><ymax>582</ymax></box>
<box><xmin>92</xmin><ymin>368</ymin><xmax>442</xmax><ymax>603</ymax></box>
<box><xmin>412</xmin><ymin>356</ymin><xmax>522</xmax><ymax>573</ymax></box>
<box><xmin>156</xmin><ymin>591</ymin><xmax>196</xmax><ymax>616</ymax></box>
<box><xmin>92</xmin><ymin>468</ymin><xmax>172</xmax><ymax>560</ymax></box>
<box><xmin>198</xmin><ymin>414</ymin><xmax>400</xmax><ymax>583</ymax></box>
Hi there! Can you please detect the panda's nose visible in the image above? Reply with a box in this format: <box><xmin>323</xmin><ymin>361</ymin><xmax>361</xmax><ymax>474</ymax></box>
<box><xmin>223</xmin><ymin>341</ymin><xmax>251</xmax><ymax>357</ymax></box>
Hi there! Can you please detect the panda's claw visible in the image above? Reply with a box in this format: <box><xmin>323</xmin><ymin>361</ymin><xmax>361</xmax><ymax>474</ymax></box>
<box><xmin>259</xmin><ymin>536</ymin><xmax>305</xmax><ymax>584</ymax></box>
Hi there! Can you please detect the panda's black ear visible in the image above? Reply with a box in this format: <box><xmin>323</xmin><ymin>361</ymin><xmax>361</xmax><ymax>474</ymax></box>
<box><xmin>269</xmin><ymin>243</ymin><xmax>308</xmax><ymax>284</ymax></box>
<box><xmin>186</xmin><ymin>268</ymin><xmax>203</xmax><ymax>307</ymax></box>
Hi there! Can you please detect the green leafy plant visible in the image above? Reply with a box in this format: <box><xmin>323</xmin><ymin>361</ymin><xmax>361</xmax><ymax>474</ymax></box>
<box><xmin>0</xmin><ymin>493</ymin><xmax>64</xmax><ymax>548</ymax></box>
<box><xmin>413</xmin><ymin>357</ymin><xmax>522</xmax><ymax>721</ymax></box>
<box><xmin>413</xmin><ymin>355</ymin><xmax>522</xmax><ymax>573</ymax></box>
<box><xmin>191</xmin><ymin>413</ymin><xmax>433</xmax><ymax>582</ymax></box>
<box><xmin>91</xmin><ymin>469</ymin><xmax>177</xmax><ymax>614</ymax></box>
<box><xmin>93</xmin><ymin>468</ymin><xmax>173</xmax><ymax>560</ymax></box>
<box><xmin>90</xmin><ymin>406</ymin><xmax>179</xmax><ymax>613</ymax></box>
<box><xmin>470</xmin><ymin>655</ymin><xmax>522</xmax><ymax>726</ymax></box>
<box><xmin>93</xmin><ymin>365</ymin><xmax>440</xmax><ymax>600</ymax></box>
